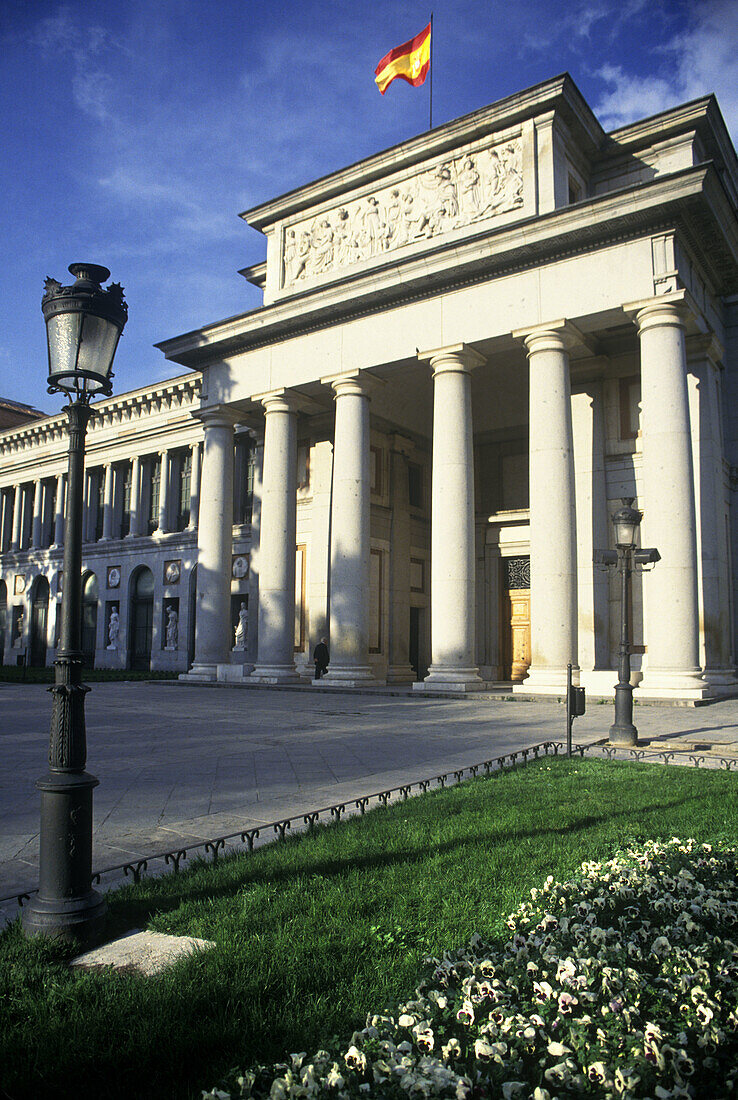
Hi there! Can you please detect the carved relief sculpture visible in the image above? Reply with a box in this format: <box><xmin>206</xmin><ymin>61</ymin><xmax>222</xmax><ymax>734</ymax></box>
<box><xmin>282</xmin><ymin>139</ymin><xmax>523</xmax><ymax>288</ymax></box>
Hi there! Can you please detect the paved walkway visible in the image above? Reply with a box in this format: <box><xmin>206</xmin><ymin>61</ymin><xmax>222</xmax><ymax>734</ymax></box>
<box><xmin>2</xmin><ymin>681</ymin><xmax>737</xmax><ymax>925</ymax></box>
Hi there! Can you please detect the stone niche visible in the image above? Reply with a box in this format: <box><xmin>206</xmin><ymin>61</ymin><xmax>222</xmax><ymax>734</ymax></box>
<box><xmin>279</xmin><ymin>129</ymin><xmax>527</xmax><ymax>294</ymax></box>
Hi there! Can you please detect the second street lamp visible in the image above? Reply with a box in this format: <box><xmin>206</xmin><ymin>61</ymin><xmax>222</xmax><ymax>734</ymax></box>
<box><xmin>594</xmin><ymin>498</ymin><xmax>660</xmax><ymax>747</ymax></box>
<box><xmin>22</xmin><ymin>264</ymin><xmax>127</xmax><ymax>944</ymax></box>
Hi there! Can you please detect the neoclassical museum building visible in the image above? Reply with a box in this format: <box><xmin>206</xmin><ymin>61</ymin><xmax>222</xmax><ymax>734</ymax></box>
<box><xmin>2</xmin><ymin>74</ymin><xmax>738</xmax><ymax>701</ymax></box>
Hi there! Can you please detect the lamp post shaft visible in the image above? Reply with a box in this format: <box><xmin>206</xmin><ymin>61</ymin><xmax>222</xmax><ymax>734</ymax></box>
<box><xmin>22</xmin><ymin>399</ymin><xmax>106</xmax><ymax>942</ymax></box>
<box><xmin>609</xmin><ymin>546</ymin><xmax>638</xmax><ymax>745</ymax></box>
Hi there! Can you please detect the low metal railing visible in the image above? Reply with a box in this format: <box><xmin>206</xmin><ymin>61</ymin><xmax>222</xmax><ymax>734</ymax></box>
<box><xmin>2</xmin><ymin>737</ymin><xmax>735</xmax><ymax>916</ymax></box>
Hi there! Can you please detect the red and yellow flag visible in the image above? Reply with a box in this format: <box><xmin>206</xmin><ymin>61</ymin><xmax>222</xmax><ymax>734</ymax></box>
<box><xmin>374</xmin><ymin>23</ymin><xmax>431</xmax><ymax>95</ymax></box>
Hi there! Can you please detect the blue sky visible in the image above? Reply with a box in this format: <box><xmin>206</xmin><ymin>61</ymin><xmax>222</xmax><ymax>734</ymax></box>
<box><xmin>1</xmin><ymin>0</ymin><xmax>736</xmax><ymax>412</ymax></box>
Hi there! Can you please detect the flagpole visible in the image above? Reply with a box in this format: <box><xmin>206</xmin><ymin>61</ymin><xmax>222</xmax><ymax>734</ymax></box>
<box><xmin>429</xmin><ymin>12</ymin><xmax>434</xmax><ymax>130</ymax></box>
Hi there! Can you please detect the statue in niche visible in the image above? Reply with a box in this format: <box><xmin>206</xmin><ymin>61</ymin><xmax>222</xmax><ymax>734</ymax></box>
<box><xmin>107</xmin><ymin>607</ymin><xmax>120</xmax><ymax>650</ymax></box>
<box><xmin>13</xmin><ymin>608</ymin><xmax>24</xmax><ymax>647</ymax></box>
<box><xmin>234</xmin><ymin>601</ymin><xmax>248</xmax><ymax>649</ymax></box>
<box><xmin>165</xmin><ymin>606</ymin><xmax>178</xmax><ymax>650</ymax></box>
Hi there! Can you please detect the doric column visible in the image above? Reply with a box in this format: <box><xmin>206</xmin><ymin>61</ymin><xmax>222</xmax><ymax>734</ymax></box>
<box><xmin>156</xmin><ymin>450</ymin><xmax>171</xmax><ymax>534</ymax></box>
<box><xmin>187</xmin><ymin>441</ymin><xmax>201</xmax><ymax>530</ymax></box>
<box><xmin>52</xmin><ymin>475</ymin><xmax>66</xmax><ymax>548</ymax></box>
<box><xmin>100</xmin><ymin>464</ymin><xmax>114</xmax><ymax>541</ymax></box>
<box><xmin>186</xmin><ymin>410</ymin><xmax>236</xmax><ymax>680</ymax></box>
<box><xmin>250</xmin><ymin>391</ymin><xmax>301</xmax><ymax>683</ymax></box>
<box><xmin>11</xmin><ymin>485</ymin><xmax>23</xmax><ymax>551</ymax></box>
<box><xmin>126</xmin><ymin>455</ymin><xmax>141</xmax><ymax>538</ymax></box>
<box><xmin>515</xmin><ymin>321</ymin><xmax>578</xmax><ymax>692</ymax></box>
<box><xmin>31</xmin><ymin>480</ymin><xmax>43</xmax><ymax>549</ymax></box>
<box><xmin>627</xmin><ymin>295</ymin><xmax>706</xmax><ymax>696</ymax></box>
<box><xmin>315</xmin><ymin>372</ymin><xmax>377</xmax><ymax>686</ymax></box>
<box><xmin>246</xmin><ymin>433</ymin><xmax>264</xmax><ymax>666</ymax></box>
<box><xmin>387</xmin><ymin>436</ymin><xmax>415</xmax><ymax>683</ymax></box>
<box><xmin>414</xmin><ymin>344</ymin><xmax>484</xmax><ymax>692</ymax></box>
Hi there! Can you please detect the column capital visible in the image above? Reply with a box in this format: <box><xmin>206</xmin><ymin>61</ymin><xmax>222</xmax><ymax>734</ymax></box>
<box><xmin>417</xmin><ymin>342</ymin><xmax>485</xmax><ymax>374</ymax></box>
<box><xmin>252</xmin><ymin>388</ymin><xmax>302</xmax><ymax>415</ymax></box>
<box><xmin>623</xmin><ymin>289</ymin><xmax>708</xmax><ymax>336</ymax></box>
<box><xmin>512</xmin><ymin>319</ymin><xmax>586</xmax><ymax>354</ymax></box>
<box><xmin>321</xmin><ymin>370</ymin><xmax>383</xmax><ymax>399</ymax></box>
<box><xmin>194</xmin><ymin>406</ymin><xmax>240</xmax><ymax>429</ymax></box>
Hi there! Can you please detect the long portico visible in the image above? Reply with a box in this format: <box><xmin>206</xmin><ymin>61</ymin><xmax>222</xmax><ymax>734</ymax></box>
<box><xmin>158</xmin><ymin>74</ymin><xmax>738</xmax><ymax>702</ymax></box>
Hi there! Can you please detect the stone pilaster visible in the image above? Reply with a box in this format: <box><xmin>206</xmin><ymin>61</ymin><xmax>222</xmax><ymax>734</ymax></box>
<box><xmin>31</xmin><ymin>479</ymin><xmax>43</xmax><ymax>549</ymax></box>
<box><xmin>11</xmin><ymin>486</ymin><xmax>22</xmax><ymax>551</ymax></box>
<box><xmin>52</xmin><ymin>474</ymin><xmax>66</xmax><ymax>549</ymax></box>
<box><xmin>126</xmin><ymin>456</ymin><xmax>141</xmax><ymax>538</ymax></box>
<box><xmin>156</xmin><ymin>450</ymin><xmax>171</xmax><ymax>534</ymax></box>
<box><xmin>100</xmin><ymin>464</ymin><xmax>115</xmax><ymax>541</ymax></box>
<box><xmin>187</xmin><ymin>441</ymin><xmax>201</xmax><ymax>530</ymax></box>
<box><xmin>387</xmin><ymin>436</ymin><xmax>415</xmax><ymax>683</ymax></box>
<box><xmin>414</xmin><ymin>344</ymin><xmax>485</xmax><ymax>692</ymax></box>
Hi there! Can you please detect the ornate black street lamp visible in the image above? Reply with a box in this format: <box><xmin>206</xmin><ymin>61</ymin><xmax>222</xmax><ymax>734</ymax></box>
<box><xmin>22</xmin><ymin>265</ymin><xmax>127</xmax><ymax>943</ymax></box>
<box><xmin>594</xmin><ymin>498</ymin><xmax>660</xmax><ymax>747</ymax></box>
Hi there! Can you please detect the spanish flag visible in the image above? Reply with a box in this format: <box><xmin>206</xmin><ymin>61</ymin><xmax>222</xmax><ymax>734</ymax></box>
<box><xmin>374</xmin><ymin>22</ymin><xmax>431</xmax><ymax>95</ymax></box>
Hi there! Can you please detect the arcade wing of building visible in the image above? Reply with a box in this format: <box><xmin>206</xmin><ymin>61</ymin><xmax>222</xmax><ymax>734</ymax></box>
<box><xmin>3</xmin><ymin>73</ymin><xmax>738</xmax><ymax>700</ymax></box>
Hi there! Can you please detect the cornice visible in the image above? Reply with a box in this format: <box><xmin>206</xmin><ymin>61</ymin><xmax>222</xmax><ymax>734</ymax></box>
<box><xmin>240</xmin><ymin>73</ymin><xmax>603</xmax><ymax>230</ymax></box>
<box><xmin>0</xmin><ymin>372</ymin><xmax>202</xmax><ymax>459</ymax></box>
<box><xmin>159</xmin><ymin>163</ymin><xmax>736</xmax><ymax>369</ymax></box>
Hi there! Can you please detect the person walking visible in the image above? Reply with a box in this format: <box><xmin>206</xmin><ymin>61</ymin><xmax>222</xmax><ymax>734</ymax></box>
<box><xmin>313</xmin><ymin>636</ymin><xmax>329</xmax><ymax>680</ymax></box>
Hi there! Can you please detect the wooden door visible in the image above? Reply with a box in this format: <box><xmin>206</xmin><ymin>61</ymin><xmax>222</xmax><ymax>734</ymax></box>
<box><xmin>500</xmin><ymin>556</ymin><xmax>530</xmax><ymax>682</ymax></box>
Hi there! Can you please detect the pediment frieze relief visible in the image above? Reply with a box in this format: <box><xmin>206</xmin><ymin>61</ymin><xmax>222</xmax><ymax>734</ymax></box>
<box><xmin>281</xmin><ymin>135</ymin><xmax>524</xmax><ymax>291</ymax></box>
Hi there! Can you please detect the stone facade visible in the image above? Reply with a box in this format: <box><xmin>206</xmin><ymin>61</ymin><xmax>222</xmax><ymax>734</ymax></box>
<box><xmin>3</xmin><ymin>74</ymin><xmax>738</xmax><ymax>700</ymax></box>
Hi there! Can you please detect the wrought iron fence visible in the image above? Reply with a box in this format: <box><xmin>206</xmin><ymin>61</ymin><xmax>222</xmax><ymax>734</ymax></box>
<box><xmin>2</xmin><ymin>736</ymin><xmax>735</xmax><ymax>917</ymax></box>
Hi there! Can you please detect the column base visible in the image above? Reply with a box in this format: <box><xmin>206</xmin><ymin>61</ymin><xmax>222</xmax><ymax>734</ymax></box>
<box><xmin>216</xmin><ymin>663</ymin><xmax>255</xmax><ymax>682</ymax></box>
<box><xmin>636</xmin><ymin>668</ymin><xmax>710</xmax><ymax>700</ymax></box>
<box><xmin>249</xmin><ymin>664</ymin><xmax>304</xmax><ymax>684</ymax></box>
<box><xmin>512</xmin><ymin>665</ymin><xmax>579</xmax><ymax>695</ymax></box>
<box><xmin>386</xmin><ymin>664</ymin><xmax>416</xmax><ymax>684</ymax></box>
<box><xmin>316</xmin><ymin>665</ymin><xmax>378</xmax><ymax>688</ymax></box>
<box><xmin>702</xmin><ymin>667</ymin><xmax>738</xmax><ymax>690</ymax></box>
<box><xmin>414</xmin><ymin>665</ymin><xmax>484</xmax><ymax>693</ymax></box>
<box><xmin>179</xmin><ymin>662</ymin><xmax>218</xmax><ymax>682</ymax></box>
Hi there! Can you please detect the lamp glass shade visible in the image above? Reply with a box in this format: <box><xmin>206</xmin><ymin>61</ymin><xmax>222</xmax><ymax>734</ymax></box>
<box><xmin>46</xmin><ymin>311</ymin><xmax>120</xmax><ymax>395</ymax></box>
<box><xmin>612</xmin><ymin>501</ymin><xmax>641</xmax><ymax>549</ymax></box>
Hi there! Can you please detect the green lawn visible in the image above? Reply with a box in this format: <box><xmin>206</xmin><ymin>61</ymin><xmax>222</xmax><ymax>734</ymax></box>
<box><xmin>1</xmin><ymin>758</ymin><xmax>736</xmax><ymax>1100</ymax></box>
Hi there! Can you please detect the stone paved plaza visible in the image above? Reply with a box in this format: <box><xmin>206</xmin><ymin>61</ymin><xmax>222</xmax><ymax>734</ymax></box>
<box><xmin>2</xmin><ymin>681</ymin><xmax>738</xmax><ymax>924</ymax></box>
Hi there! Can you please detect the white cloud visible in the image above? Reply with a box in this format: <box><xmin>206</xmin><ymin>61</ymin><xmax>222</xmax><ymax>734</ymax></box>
<box><xmin>594</xmin><ymin>0</ymin><xmax>738</xmax><ymax>137</ymax></box>
<box><xmin>29</xmin><ymin>4</ymin><xmax>123</xmax><ymax>121</ymax></box>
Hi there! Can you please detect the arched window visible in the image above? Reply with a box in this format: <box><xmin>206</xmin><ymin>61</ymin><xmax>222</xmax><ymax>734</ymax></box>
<box><xmin>130</xmin><ymin>566</ymin><xmax>154</xmax><ymax>670</ymax></box>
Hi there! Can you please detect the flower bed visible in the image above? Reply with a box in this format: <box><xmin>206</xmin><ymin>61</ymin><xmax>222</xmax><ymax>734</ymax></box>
<box><xmin>203</xmin><ymin>839</ymin><xmax>738</xmax><ymax>1100</ymax></box>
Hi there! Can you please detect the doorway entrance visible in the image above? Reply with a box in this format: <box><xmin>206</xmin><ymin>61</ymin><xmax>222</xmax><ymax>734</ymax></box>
<box><xmin>130</xmin><ymin>566</ymin><xmax>154</xmax><ymax>670</ymax></box>
<box><xmin>30</xmin><ymin>576</ymin><xmax>50</xmax><ymax>667</ymax></box>
<box><xmin>500</xmin><ymin>556</ymin><xmax>530</xmax><ymax>682</ymax></box>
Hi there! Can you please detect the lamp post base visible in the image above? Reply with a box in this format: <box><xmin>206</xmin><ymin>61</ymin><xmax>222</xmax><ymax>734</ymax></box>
<box><xmin>22</xmin><ymin>769</ymin><xmax>106</xmax><ymax>946</ymax></box>
<box><xmin>21</xmin><ymin>890</ymin><xmax>107</xmax><ymax>945</ymax></box>
<box><xmin>609</xmin><ymin>682</ymin><xmax>638</xmax><ymax>746</ymax></box>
